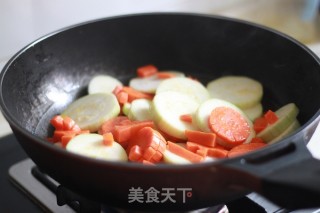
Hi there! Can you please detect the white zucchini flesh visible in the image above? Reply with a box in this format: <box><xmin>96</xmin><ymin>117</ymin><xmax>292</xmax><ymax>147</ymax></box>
<box><xmin>127</xmin><ymin>99</ymin><xmax>152</xmax><ymax>121</ymax></box>
<box><xmin>268</xmin><ymin>119</ymin><xmax>300</xmax><ymax>144</ymax></box>
<box><xmin>62</xmin><ymin>93</ymin><xmax>120</xmax><ymax>132</ymax></box>
<box><xmin>151</xmin><ymin>91</ymin><xmax>199</xmax><ymax>140</ymax></box>
<box><xmin>243</xmin><ymin>103</ymin><xmax>263</xmax><ymax>121</ymax></box>
<box><xmin>129</xmin><ymin>75</ymin><xmax>162</xmax><ymax>94</ymax></box>
<box><xmin>162</xmin><ymin>150</ymin><xmax>191</xmax><ymax>164</ymax></box>
<box><xmin>156</xmin><ymin>77</ymin><xmax>210</xmax><ymax>104</ymax></box>
<box><xmin>195</xmin><ymin>98</ymin><xmax>255</xmax><ymax>144</ymax></box>
<box><xmin>66</xmin><ymin>134</ymin><xmax>128</xmax><ymax>161</ymax></box>
<box><xmin>88</xmin><ymin>75</ymin><xmax>123</xmax><ymax>94</ymax></box>
<box><xmin>129</xmin><ymin>71</ymin><xmax>185</xmax><ymax>94</ymax></box>
<box><xmin>206</xmin><ymin>76</ymin><xmax>263</xmax><ymax>109</ymax></box>
<box><xmin>257</xmin><ymin>103</ymin><xmax>299</xmax><ymax>142</ymax></box>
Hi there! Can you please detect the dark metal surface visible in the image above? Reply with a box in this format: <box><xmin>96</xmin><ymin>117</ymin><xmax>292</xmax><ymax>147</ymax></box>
<box><xmin>1</xmin><ymin>13</ymin><xmax>320</xmax><ymax>211</ymax></box>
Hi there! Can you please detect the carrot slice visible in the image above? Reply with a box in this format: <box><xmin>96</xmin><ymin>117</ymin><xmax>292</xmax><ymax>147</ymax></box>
<box><xmin>137</xmin><ymin>64</ymin><xmax>158</xmax><ymax>78</ymax></box>
<box><xmin>156</xmin><ymin>72</ymin><xmax>176</xmax><ymax>79</ymax></box>
<box><xmin>127</xmin><ymin>127</ymin><xmax>167</xmax><ymax>163</ymax></box>
<box><xmin>264</xmin><ymin>110</ymin><xmax>278</xmax><ymax>124</ymax></box>
<box><xmin>209</xmin><ymin>107</ymin><xmax>250</xmax><ymax>148</ymax></box>
<box><xmin>253</xmin><ymin>117</ymin><xmax>268</xmax><ymax>133</ymax></box>
<box><xmin>180</xmin><ymin>114</ymin><xmax>193</xmax><ymax>123</ymax></box>
<box><xmin>185</xmin><ymin>130</ymin><xmax>217</xmax><ymax>147</ymax></box>
<box><xmin>228</xmin><ymin>143</ymin><xmax>266</xmax><ymax>158</ymax></box>
<box><xmin>167</xmin><ymin>141</ymin><xmax>203</xmax><ymax>163</ymax></box>
<box><xmin>102</xmin><ymin>132</ymin><xmax>114</xmax><ymax>146</ymax></box>
<box><xmin>122</xmin><ymin>86</ymin><xmax>154</xmax><ymax>102</ymax></box>
<box><xmin>98</xmin><ymin>116</ymin><xmax>130</xmax><ymax>135</ymax></box>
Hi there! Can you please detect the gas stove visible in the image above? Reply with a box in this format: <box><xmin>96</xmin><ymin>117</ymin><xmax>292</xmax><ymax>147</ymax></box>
<box><xmin>1</xmin><ymin>134</ymin><xmax>320</xmax><ymax>213</ymax></box>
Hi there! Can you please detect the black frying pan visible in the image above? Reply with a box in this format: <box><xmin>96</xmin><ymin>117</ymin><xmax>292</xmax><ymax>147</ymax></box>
<box><xmin>1</xmin><ymin>13</ymin><xmax>320</xmax><ymax>212</ymax></box>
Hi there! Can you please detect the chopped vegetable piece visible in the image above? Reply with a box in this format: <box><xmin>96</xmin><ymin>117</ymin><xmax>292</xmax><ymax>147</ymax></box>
<box><xmin>61</xmin><ymin>132</ymin><xmax>77</xmax><ymax>148</ymax></box>
<box><xmin>180</xmin><ymin>114</ymin><xmax>193</xmax><ymax>123</ymax></box>
<box><xmin>156</xmin><ymin>77</ymin><xmax>210</xmax><ymax>104</ymax></box>
<box><xmin>102</xmin><ymin>132</ymin><xmax>114</xmax><ymax>146</ymax></box>
<box><xmin>122</xmin><ymin>86</ymin><xmax>154</xmax><ymax>102</ymax></box>
<box><xmin>253</xmin><ymin>117</ymin><xmax>268</xmax><ymax>133</ymax></box>
<box><xmin>206</xmin><ymin>76</ymin><xmax>263</xmax><ymax>109</ymax></box>
<box><xmin>152</xmin><ymin>91</ymin><xmax>199</xmax><ymax>140</ymax></box>
<box><xmin>156</xmin><ymin>72</ymin><xmax>177</xmax><ymax>79</ymax></box>
<box><xmin>264</xmin><ymin>110</ymin><xmax>279</xmax><ymax>124</ymax></box>
<box><xmin>167</xmin><ymin>141</ymin><xmax>203</xmax><ymax>163</ymax></box>
<box><xmin>88</xmin><ymin>75</ymin><xmax>123</xmax><ymax>94</ymax></box>
<box><xmin>98</xmin><ymin>116</ymin><xmax>130</xmax><ymax>135</ymax></box>
<box><xmin>185</xmin><ymin>130</ymin><xmax>217</xmax><ymax>147</ymax></box>
<box><xmin>50</xmin><ymin>115</ymin><xmax>64</xmax><ymax>130</ymax></box>
<box><xmin>116</xmin><ymin>91</ymin><xmax>129</xmax><ymax>105</ymax></box>
<box><xmin>243</xmin><ymin>103</ymin><xmax>263</xmax><ymax>121</ymax></box>
<box><xmin>257</xmin><ymin>103</ymin><xmax>299</xmax><ymax>142</ymax></box>
<box><xmin>163</xmin><ymin>150</ymin><xmax>191</xmax><ymax>164</ymax></box>
<box><xmin>209</xmin><ymin>106</ymin><xmax>251</xmax><ymax>148</ymax></box>
<box><xmin>66</xmin><ymin>133</ymin><xmax>128</xmax><ymax>161</ymax></box>
<box><xmin>127</xmin><ymin>127</ymin><xmax>167</xmax><ymax>163</ymax></box>
<box><xmin>137</xmin><ymin>64</ymin><xmax>158</xmax><ymax>78</ymax></box>
<box><xmin>62</xmin><ymin>93</ymin><xmax>120</xmax><ymax>132</ymax></box>
<box><xmin>127</xmin><ymin>99</ymin><xmax>152</xmax><ymax>121</ymax></box>
<box><xmin>186</xmin><ymin>141</ymin><xmax>227</xmax><ymax>158</ymax></box>
<box><xmin>113</xmin><ymin>120</ymin><xmax>155</xmax><ymax>148</ymax></box>
<box><xmin>227</xmin><ymin>143</ymin><xmax>266</xmax><ymax>158</ymax></box>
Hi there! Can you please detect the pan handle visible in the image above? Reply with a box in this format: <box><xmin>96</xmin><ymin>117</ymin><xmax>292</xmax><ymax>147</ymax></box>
<box><xmin>225</xmin><ymin>138</ymin><xmax>320</xmax><ymax>210</ymax></box>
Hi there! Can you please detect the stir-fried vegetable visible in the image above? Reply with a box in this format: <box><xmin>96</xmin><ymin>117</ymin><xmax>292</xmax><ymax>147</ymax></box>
<box><xmin>47</xmin><ymin>64</ymin><xmax>300</xmax><ymax>165</ymax></box>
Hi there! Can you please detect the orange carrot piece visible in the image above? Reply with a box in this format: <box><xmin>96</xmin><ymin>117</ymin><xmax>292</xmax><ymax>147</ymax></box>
<box><xmin>264</xmin><ymin>110</ymin><xmax>278</xmax><ymax>124</ymax></box>
<box><xmin>62</xmin><ymin>116</ymin><xmax>77</xmax><ymax>131</ymax></box>
<box><xmin>103</xmin><ymin>132</ymin><xmax>114</xmax><ymax>146</ymax></box>
<box><xmin>156</xmin><ymin>72</ymin><xmax>176</xmax><ymax>79</ymax></box>
<box><xmin>228</xmin><ymin>143</ymin><xmax>266</xmax><ymax>158</ymax></box>
<box><xmin>127</xmin><ymin>127</ymin><xmax>166</xmax><ymax>163</ymax></box>
<box><xmin>186</xmin><ymin>141</ymin><xmax>228</xmax><ymax>158</ymax></box>
<box><xmin>143</xmin><ymin>147</ymin><xmax>157</xmax><ymax>161</ymax></box>
<box><xmin>137</xmin><ymin>64</ymin><xmax>158</xmax><ymax>78</ymax></box>
<box><xmin>113</xmin><ymin>120</ymin><xmax>155</xmax><ymax>148</ymax></box>
<box><xmin>250</xmin><ymin>137</ymin><xmax>265</xmax><ymax>144</ymax></box>
<box><xmin>253</xmin><ymin>117</ymin><xmax>268</xmax><ymax>133</ymax></box>
<box><xmin>180</xmin><ymin>114</ymin><xmax>193</xmax><ymax>123</ymax></box>
<box><xmin>116</xmin><ymin>91</ymin><xmax>129</xmax><ymax>105</ymax></box>
<box><xmin>128</xmin><ymin>145</ymin><xmax>143</xmax><ymax>162</ymax></box>
<box><xmin>98</xmin><ymin>116</ymin><xmax>131</xmax><ymax>135</ymax></box>
<box><xmin>61</xmin><ymin>132</ymin><xmax>77</xmax><ymax>148</ymax></box>
<box><xmin>209</xmin><ymin>107</ymin><xmax>251</xmax><ymax>149</ymax></box>
<box><xmin>185</xmin><ymin>130</ymin><xmax>217</xmax><ymax>147</ymax></box>
<box><xmin>207</xmin><ymin>148</ymin><xmax>228</xmax><ymax>158</ymax></box>
<box><xmin>112</xmin><ymin>85</ymin><xmax>123</xmax><ymax>95</ymax></box>
<box><xmin>167</xmin><ymin>141</ymin><xmax>203</xmax><ymax>163</ymax></box>
<box><xmin>50</xmin><ymin>115</ymin><xmax>64</xmax><ymax>130</ymax></box>
<box><xmin>122</xmin><ymin>86</ymin><xmax>154</xmax><ymax>102</ymax></box>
